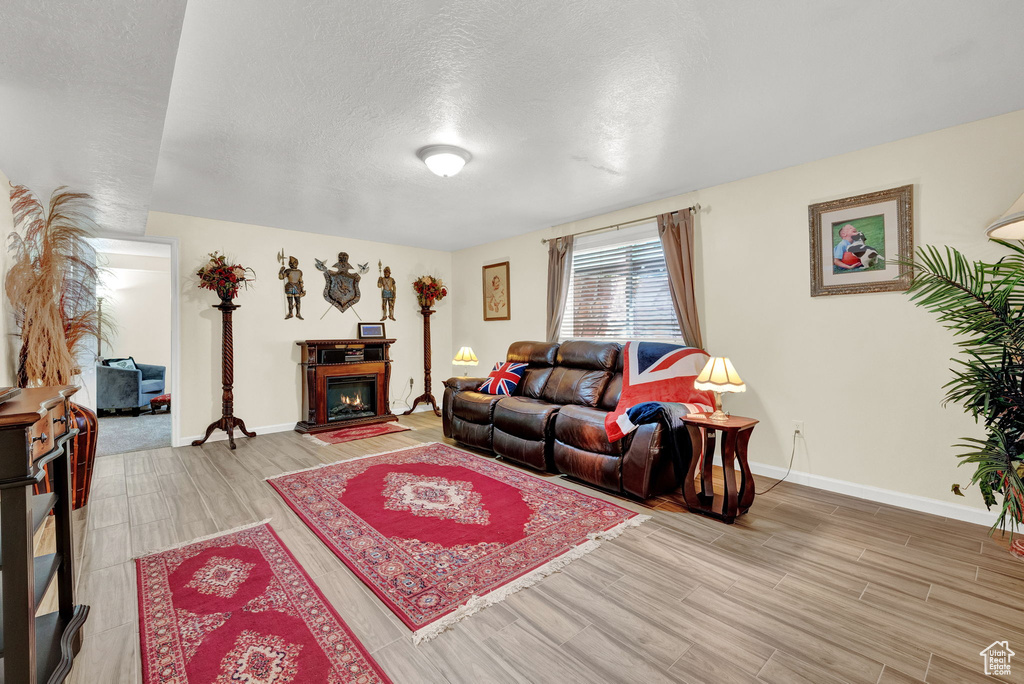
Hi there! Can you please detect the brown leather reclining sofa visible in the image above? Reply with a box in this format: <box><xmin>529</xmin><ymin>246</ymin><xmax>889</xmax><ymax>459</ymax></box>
<box><xmin>442</xmin><ymin>340</ymin><xmax>693</xmax><ymax>499</ymax></box>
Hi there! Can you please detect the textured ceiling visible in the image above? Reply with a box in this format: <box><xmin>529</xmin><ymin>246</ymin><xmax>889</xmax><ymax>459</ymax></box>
<box><xmin>5</xmin><ymin>2</ymin><xmax>1024</xmax><ymax>248</ymax></box>
<box><xmin>150</xmin><ymin>0</ymin><xmax>1024</xmax><ymax>249</ymax></box>
<box><xmin>0</xmin><ymin>0</ymin><xmax>187</xmax><ymax>235</ymax></box>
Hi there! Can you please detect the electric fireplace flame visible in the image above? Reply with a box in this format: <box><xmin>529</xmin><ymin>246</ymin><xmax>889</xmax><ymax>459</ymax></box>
<box><xmin>326</xmin><ymin>376</ymin><xmax>377</xmax><ymax>422</ymax></box>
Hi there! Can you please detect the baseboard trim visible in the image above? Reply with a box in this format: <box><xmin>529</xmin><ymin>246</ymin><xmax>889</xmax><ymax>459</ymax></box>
<box><xmin>748</xmin><ymin>460</ymin><xmax>998</xmax><ymax>528</ymax></box>
<box><xmin>176</xmin><ymin>422</ymin><xmax>295</xmax><ymax>448</ymax></box>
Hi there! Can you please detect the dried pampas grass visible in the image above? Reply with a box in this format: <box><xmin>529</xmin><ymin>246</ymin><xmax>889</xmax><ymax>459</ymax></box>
<box><xmin>5</xmin><ymin>184</ymin><xmax>109</xmax><ymax>387</ymax></box>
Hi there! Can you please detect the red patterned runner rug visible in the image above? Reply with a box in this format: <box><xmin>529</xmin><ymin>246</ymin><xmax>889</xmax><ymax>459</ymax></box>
<box><xmin>136</xmin><ymin>521</ymin><xmax>391</xmax><ymax>683</ymax></box>
<box><xmin>266</xmin><ymin>442</ymin><xmax>650</xmax><ymax>643</ymax></box>
<box><xmin>301</xmin><ymin>422</ymin><xmax>411</xmax><ymax>446</ymax></box>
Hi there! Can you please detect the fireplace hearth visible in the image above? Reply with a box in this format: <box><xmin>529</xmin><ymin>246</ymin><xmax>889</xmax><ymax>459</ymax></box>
<box><xmin>296</xmin><ymin>338</ymin><xmax>397</xmax><ymax>434</ymax></box>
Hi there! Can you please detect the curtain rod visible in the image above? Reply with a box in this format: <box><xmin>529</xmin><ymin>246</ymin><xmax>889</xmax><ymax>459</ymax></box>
<box><xmin>540</xmin><ymin>204</ymin><xmax>701</xmax><ymax>244</ymax></box>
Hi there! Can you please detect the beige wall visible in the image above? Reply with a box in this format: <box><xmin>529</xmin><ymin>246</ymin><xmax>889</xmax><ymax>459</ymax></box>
<box><xmin>451</xmin><ymin>109</ymin><xmax>1024</xmax><ymax>516</ymax></box>
<box><xmin>0</xmin><ymin>167</ymin><xmax>13</xmax><ymax>387</ymax></box>
<box><xmin>99</xmin><ymin>252</ymin><xmax>173</xmax><ymax>372</ymax></box>
<box><xmin>145</xmin><ymin>212</ymin><xmax>453</xmax><ymax>441</ymax></box>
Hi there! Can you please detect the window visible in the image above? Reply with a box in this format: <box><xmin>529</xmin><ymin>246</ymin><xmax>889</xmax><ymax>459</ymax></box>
<box><xmin>559</xmin><ymin>222</ymin><xmax>681</xmax><ymax>341</ymax></box>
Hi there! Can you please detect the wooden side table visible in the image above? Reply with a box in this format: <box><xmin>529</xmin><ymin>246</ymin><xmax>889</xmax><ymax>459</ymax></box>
<box><xmin>680</xmin><ymin>414</ymin><xmax>758</xmax><ymax>523</ymax></box>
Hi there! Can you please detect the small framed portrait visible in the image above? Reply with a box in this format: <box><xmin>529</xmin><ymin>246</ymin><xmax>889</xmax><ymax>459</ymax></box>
<box><xmin>482</xmin><ymin>261</ymin><xmax>511</xmax><ymax>321</ymax></box>
<box><xmin>808</xmin><ymin>184</ymin><xmax>914</xmax><ymax>297</ymax></box>
<box><xmin>357</xmin><ymin>322</ymin><xmax>386</xmax><ymax>339</ymax></box>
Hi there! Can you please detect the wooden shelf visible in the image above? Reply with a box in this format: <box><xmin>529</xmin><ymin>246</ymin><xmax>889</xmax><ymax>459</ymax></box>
<box><xmin>0</xmin><ymin>606</ymin><xmax>89</xmax><ymax>684</ymax></box>
<box><xmin>0</xmin><ymin>386</ymin><xmax>87</xmax><ymax>682</ymax></box>
<box><xmin>0</xmin><ymin>494</ymin><xmax>56</xmax><ymax>568</ymax></box>
<box><xmin>0</xmin><ymin>552</ymin><xmax>62</xmax><ymax>655</ymax></box>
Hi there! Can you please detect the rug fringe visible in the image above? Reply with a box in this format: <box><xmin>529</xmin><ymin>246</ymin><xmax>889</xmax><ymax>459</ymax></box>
<box><xmin>266</xmin><ymin>441</ymin><xmax>447</xmax><ymax>482</ymax></box>
<box><xmin>299</xmin><ymin>425</ymin><xmax>413</xmax><ymax>449</ymax></box>
<box><xmin>410</xmin><ymin>513</ymin><xmax>651</xmax><ymax>645</ymax></box>
<box><xmin>133</xmin><ymin>518</ymin><xmax>273</xmax><ymax>559</ymax></box>
<box><xmin>300</xmin><ymin>433</ymin><xmax>332</xmax><ymax>447</ymax></box>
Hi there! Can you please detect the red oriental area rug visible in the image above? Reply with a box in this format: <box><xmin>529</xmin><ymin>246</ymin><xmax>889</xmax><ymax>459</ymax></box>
<box><xmin>267</xmin><ymin>442</ymin><xmax>649</xmax><ymax>642</ymax></box>
<box><xmin>136</xmin><ymin>522</ymin><xmax>391</xmax><ymax>684</ymax></box>
<box><xmin>302</xmin><ymin>422</ymin><xmax>410</xmax><ymax>446</ymax></box>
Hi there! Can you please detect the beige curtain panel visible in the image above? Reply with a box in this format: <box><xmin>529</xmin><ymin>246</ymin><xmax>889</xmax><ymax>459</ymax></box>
<box><xmin>545</xmin><ymin>235</ymin><xmax>574</xmax><ymax>342</ymax></box>
<box><xmin>657</xmin><ymin>209</ymin><xmax>704</xmax><ymax>349</ymax></box>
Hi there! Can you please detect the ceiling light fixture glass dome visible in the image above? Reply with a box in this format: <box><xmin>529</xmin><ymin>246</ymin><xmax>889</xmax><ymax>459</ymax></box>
<box><xmin>417</xmin><ymin>145</ymin><xmax>471</xmax><ymax>177</ymax></box>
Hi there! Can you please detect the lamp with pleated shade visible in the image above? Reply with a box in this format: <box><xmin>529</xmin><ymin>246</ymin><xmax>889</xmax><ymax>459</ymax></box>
<box><xmin>452</xmin><ymin>346</ymin><xmax>478</xmax><ymax>366</ymax></box>
<box><xmin>693</xmin><ymin>357</ymin><xmax>746</xmax><ymax>422</ymax></box>
<box><xmin>987</xmin><ymin>192</ymin><xmax>1024</xmax><ymax>239</ymax></box>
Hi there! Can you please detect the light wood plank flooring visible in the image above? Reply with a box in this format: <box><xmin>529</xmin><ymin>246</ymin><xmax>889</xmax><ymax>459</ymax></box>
<box><xmin>66</xmin><ymin>413</ymin><xmax>1024</xmax><ymax>683</ymax></box>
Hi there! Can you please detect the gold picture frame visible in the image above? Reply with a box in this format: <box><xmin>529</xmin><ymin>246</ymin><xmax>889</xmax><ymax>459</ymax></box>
<box><xmin>808</xmin><ymin>184</ymin><xmax>914</xmax><ymax>297</ymax></box>
<box><xmin>482</xmin><ymin>261</ymin><xmax>510</xmax><ymax>321</ymax></box>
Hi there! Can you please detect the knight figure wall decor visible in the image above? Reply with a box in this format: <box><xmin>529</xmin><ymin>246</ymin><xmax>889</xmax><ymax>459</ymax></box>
<box><xmin>277</xmin><ymin>251</ymin><xmax>306</xmax><ymax>319</ymax></box>
<box><xmin>377</xmin><ymin>261</ymin><xmax>396</xmax><ymax>321</ymax></box>
<box><xmin>315</xmin><ymin>251</ymin><xmax>361</xmax><ymax>313</ymax></box>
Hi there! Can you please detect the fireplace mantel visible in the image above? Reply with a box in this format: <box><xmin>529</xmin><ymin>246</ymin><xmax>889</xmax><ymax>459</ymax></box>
<box><xmin>295</xmin><ymin>339</ymin><xmax>397</xmax><ymax>434</ymax></box>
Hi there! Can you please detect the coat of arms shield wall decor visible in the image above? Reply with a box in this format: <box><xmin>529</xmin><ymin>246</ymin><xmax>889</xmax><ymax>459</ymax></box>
<box><xmin>808</xmin><ymin>184</ymin><xmax>914</xmax><ymax>297</ymax></box>
<box><xmin>315</xmin><ymin>251</ymin><xmax>361</xmax><ymax>312</ymax></box>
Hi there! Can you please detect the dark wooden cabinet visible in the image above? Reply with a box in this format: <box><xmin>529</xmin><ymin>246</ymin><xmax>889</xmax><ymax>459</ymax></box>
<box><xmin>0</xmin><ymin>386</ymin><xmax>89</xmax><ymax>683</ymax></box>
<box><xmin>295</xmin><ymin>339</ymin><xmax>398</xmax><ymax>434</ymax></box>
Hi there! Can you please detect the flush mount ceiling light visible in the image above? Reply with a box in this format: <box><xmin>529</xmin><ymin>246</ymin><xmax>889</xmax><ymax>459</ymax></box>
<box><xmin>417</xmin><ymin>145</ymin><xmax>471</xmax><ymax>177</ymax></box>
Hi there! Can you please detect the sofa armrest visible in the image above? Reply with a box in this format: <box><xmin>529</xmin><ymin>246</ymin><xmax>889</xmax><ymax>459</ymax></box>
<box><xmin>441</xmin><ymin>377</ymin><xmax>485</xmax><ymax>438</ymax></box>
<box><xmin>444</xmin><ymin>377</ymin><xmax>487</xmax><ymax>392</ymax></box>
<box><xmin>136</xmin><ymin>363</ymin><xmax>166</xmax><ymax>382</ymax></box>
<box><xmin>620</xmin><ymin>402</ymin><xmax>697</xmax><ymax>499</ymax></box>
<box><xmin>96</xmin><ymin>365</ymin><xmax>142</xmax><ymax>410</ymax></box>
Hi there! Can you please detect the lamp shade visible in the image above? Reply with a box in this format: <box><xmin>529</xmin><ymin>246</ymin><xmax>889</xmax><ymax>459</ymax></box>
<box><xmin>693</xmin><ymin>357</ymin><xmax>746</xmax><ymax>393</ymax></box>
<box><xmin>452</xmin><ymin>346</ymin><xmax>478</xmax><ymax>365</ymax></box>
<box><xmin>986</xmin><ymin>191</ymin><xmax>1024</xmax><ymax>239</ymax></box>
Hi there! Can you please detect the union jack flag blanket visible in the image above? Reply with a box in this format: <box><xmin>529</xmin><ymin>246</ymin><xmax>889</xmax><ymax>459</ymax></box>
<box><xmin>605</xmin><ymin>341</ymin><xmax>715</xmax><ymax>442</ymax></box>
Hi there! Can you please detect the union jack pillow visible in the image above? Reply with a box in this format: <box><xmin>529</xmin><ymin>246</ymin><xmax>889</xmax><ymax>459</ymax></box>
<box><xmin>478</xmin><ymin>361</ymin><xmax>528</xmax><ymax>396</ymax></box>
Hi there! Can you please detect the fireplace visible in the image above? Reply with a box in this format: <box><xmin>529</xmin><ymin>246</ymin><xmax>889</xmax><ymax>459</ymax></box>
<box><xmin>296</xmin><ymin>338</ymin><xmax>397</xmax><ymax>434</ymax></box>
<box><xmin>326</xmin><ymin>375</ymin><xmax>377</xmax><ymax>422</ymax></box>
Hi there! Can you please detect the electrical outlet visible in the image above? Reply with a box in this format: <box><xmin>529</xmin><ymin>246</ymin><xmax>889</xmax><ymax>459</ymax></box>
<box><xmin>793</xmin><ymin>420</ymin><xmax>804</xmax><ymax>435</ymax></box>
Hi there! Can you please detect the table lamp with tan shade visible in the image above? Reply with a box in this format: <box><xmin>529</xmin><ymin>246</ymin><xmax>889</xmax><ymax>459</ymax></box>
<box><xmin>452</xmin><ymin>346</ymin><xmax>479</xmax><ymax>366</ymax></box>
<box><xmin>693</xmin><ymin>357</ymin><xmax>746</xmax><ymax>422</ymax></box>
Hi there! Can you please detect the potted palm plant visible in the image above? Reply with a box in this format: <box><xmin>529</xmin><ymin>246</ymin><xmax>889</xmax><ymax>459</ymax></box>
<box><xmin>5</xmin><ymin>184</ymin><xmax>110</xmax><ymax>508</ymax></box>
<box><xmin>903</xmin><ymin>240</ymin><xmax>1024</xmax><ymax>542</ymax></box>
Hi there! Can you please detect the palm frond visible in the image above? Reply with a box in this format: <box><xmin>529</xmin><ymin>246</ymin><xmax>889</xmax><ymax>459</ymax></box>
<box><xmin>902</xmin><ymin>240</ymin><xmax>1024</xmax><ymax>536</ymax></box>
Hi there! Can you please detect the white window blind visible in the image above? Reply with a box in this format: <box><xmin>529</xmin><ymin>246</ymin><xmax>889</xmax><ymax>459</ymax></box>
<box><xmin>559</xmin><ymin>222</ymin><xmax>682</xmax><ymax>341</ymax></box>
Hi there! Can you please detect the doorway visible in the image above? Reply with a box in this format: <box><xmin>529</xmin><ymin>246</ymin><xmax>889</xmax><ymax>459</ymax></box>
<box><xmin>81</xmin><ymin>236</ymin><xmax>179</xmax><ymax>456</ymax></box>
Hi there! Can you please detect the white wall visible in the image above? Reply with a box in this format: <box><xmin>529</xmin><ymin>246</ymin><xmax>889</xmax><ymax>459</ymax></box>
<box><xmin>452</xmin><ymin>109</ymin><xmax>1024</xmax><ymax>518</ymax></box>
<box><xmin>98</xmin><ymin>252</ymin><xmax>172</xmax><ymax>372</ymax></box>
<box><xmin>145</xmin><ymin>212</ymin><xmax>453</xmax><ymax>442</ymax></box>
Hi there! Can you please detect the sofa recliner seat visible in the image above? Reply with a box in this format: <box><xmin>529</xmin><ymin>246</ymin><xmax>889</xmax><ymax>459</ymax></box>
<box><xmin>492</xmin><ymin>396</ymin><xmax>562</xmax><ymax>470</ymax></box>
<box><xmin>442</xmin><ymin>341</ymin><xmax>559</xmax><ymax>453</ymax></box>
<box><xmin>443</xmin><ymin>339</ymin><xmax>697</xmax><ymax>499</ymax></box>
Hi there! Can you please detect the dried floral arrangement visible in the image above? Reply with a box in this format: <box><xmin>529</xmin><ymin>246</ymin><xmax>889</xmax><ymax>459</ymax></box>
<box><xmin>196</xmin><ymin>251</ymin><xmax>255</xmax><ymax>301</ymax></box>
<box><xmin>412</xmin><ymin>275</ymin><xmax>448</xmax><ymax>307</ymax></box>
<box><xmin>5</xmin><ymin>184</ymin><xmax>110</xmax><ymax>387</ymax></box>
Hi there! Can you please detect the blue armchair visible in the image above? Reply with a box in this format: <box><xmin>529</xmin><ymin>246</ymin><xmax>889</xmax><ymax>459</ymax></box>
<box><xmin>97</xmin><ymin>359</ymin><xmax>166</xmax><ymax>415</ymax></box>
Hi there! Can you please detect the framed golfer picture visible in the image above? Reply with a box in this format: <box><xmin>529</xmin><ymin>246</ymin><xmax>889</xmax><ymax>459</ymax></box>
<box><xmin>482</xmin><ymin>261</ymin><xmax>511</xmax><ymax>321</ymax></box>
<box><xmin>808</xmin><ymin>184</ymin><xmax>914</xmax><ymax>297</ymax></box>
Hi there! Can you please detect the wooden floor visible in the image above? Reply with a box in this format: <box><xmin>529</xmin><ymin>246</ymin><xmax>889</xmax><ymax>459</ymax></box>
<box><xmin>65</xmin><ymin>413</ymin><xmax>1024</xmax><ymax>683</ymax></box>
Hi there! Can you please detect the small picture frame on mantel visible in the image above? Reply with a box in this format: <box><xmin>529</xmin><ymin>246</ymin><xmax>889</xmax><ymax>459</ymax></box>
<box><xmin>808</xmin><ymin>184</ymin><xmax>914</xmax><ymax>297</ymax></box>
<box><xmin>357</xmin><ymin>322</ymin><xmax>386</xmax><ymax>339</ymax></box>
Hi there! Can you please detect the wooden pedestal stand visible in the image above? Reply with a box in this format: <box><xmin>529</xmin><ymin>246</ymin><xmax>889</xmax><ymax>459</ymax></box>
<box><xmin>192</xmin><ymin>300</ymin><xmax>256</xmax><ymax>450</ymax></box>
<box><xmin>404</xmin><ymin>304</ymin><xmax>441</xmax><ymax>416</ymax></box>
